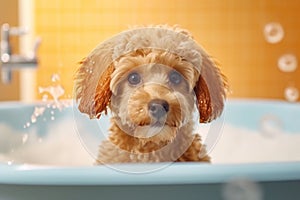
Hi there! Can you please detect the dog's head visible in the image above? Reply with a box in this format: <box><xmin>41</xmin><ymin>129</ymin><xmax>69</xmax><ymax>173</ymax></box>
<box><xmin>74</xmin><ymin>26</ymin><xmax>227</xmax><ymax>142</ymax></box>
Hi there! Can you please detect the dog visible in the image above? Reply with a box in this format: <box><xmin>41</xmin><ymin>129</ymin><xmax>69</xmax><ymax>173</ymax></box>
<box><xmin>74</xmin><ymin>25</ymin><xmax>227</xmax><ymax>164</ymax></box>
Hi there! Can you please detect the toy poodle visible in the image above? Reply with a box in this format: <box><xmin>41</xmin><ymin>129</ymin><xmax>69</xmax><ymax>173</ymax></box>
<box><xmin>74</xmin><ymin>25</ymin><xmax>227</xmax><ymax>164</ymax></box>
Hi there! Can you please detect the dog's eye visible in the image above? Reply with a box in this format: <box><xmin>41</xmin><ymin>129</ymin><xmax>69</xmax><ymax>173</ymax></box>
<box><xmin>169</xmin><ymin>70</ymin><xmax>182</xmax><ymax>85</ymax></box>
<box><xmin>127</xmin><ymin>72</ymin><xmax>141</xmax><ymax>85</ymax></box>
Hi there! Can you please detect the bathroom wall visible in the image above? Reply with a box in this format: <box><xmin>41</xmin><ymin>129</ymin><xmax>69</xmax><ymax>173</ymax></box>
<box><xmin>34</xmin><ymin>0</ymin><xmax>300</xmax><ymax>101</ymax></box>
<box><xmin>0</xmin><ymin>0</ymin><xmax>20</xmax><ymax>101</ymax></box>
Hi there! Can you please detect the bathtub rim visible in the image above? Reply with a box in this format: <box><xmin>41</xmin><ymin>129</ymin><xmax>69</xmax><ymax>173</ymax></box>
<box><xmin>0</xmin><ymin>162</ymin><xmax>300</xmax><ymax>186</ymax></box>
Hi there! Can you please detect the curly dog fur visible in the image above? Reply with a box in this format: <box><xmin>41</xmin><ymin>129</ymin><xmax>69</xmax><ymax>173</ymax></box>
<box><xmin>74</xmin><ymin>25</ymin><xmax>227</xmax><ymax>164</ymax></box>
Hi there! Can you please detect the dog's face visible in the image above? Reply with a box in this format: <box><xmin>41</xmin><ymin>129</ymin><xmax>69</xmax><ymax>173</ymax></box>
<box><xmin>109</xmin><ymin>51</ymin><xmax>199</xmax><ymax>142</ymax></box>
<box><xmin>74</xmin><ymin>26</ymin><xmax>228</xmax><ymax>144</ymax></box>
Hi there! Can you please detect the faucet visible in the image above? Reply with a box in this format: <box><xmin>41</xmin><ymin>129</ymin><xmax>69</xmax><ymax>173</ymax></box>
<box><xmin>0</xmin><ymin>23</ymin><xmax>41</xmax><ymax>84</ymax></box>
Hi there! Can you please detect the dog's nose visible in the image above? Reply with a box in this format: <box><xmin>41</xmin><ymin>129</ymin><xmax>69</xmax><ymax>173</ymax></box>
<box><xmin>148</xmin><ymin>99</ymin><xmax>169</xmax><ymax>119</ymax></box>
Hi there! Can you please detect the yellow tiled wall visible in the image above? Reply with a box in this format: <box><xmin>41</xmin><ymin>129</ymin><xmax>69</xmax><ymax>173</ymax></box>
<box><xmin>35</xmin><ymin>0</ymin><xmax>300</xmax><ymax>100</ymax></box>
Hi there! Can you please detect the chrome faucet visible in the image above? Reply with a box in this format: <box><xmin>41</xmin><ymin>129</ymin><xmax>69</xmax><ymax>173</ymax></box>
<box><xmin>0</xmin><ymin>23</ymin><xmax>41</xmax><ymax>84</ymax></box>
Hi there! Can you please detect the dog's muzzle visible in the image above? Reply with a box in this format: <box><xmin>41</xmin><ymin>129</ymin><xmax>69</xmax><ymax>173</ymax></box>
<box><xmin>148</xmin><ymin>99</ymin><xmax>169</xmax><ymax>120</ymax></box>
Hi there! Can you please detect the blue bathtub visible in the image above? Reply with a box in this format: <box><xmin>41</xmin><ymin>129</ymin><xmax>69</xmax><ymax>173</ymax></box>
<box><xmin>0</xmin><ymin>99</ymin><xmax>299</xmax><ymax>200</ymax></box>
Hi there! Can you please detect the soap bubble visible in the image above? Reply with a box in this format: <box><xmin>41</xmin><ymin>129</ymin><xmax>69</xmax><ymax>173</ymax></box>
<box><xmin>222</xmin><ymin>178</ymin><xmax>263</xmax><ymax>200</ymax></box>
<box><xmin>260</xmin><ymin>114</ymin><xmax>283</xmax><ymax>137</ymax></box>
<box><xmin>278</xmin><ymin>54</ymin><xmax>298</xmax><ymax>72</ymax></box>
<box><xmin>284</xmin><ymin>86</ymin><xmax>299</xmax><ymax>102</ymax></box>
<box><xmin>263</xmin><ymin>22</ymin><xmax>284</xmax><ymax>44</ymax></box>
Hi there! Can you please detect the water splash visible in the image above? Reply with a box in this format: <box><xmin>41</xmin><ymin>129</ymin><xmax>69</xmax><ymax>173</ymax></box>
<box><xmin>284</xmin><ymin>86</ymin><xmax>299</xmax><ymax>102</ymax></box>
<box><xmin>23</xmin><ymin>73</ymin><xmax>72</xmax><ymax>132</ymax></box>
<box><xmin>263</xmin><ymin>22</ymin><xmax>284</xmax><ymax>44</ymax></box>
<box><xmin>38</xmin><ymin>85</ymin><xmax>65</xmax><ymax>103</ymax></box>
<box><xmin>278</xmin><ymin>54</ymin><xmax>298</xmax><ymax>72</ymax></box>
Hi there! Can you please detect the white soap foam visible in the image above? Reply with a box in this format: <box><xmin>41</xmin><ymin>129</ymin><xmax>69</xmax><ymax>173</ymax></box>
<box><xmin>0</xmin><ymin>119</ymin><xmax>94</xmax><ymax>166</ymax></box>
<box><xmin>1</xmin><ymin>120</ymin><xmax>300</xmax><ymax>166</ymax></box>
<box><xmin>210</xmin><ymin>124</ymin><xmax>300</xmax><ymax>163</ymax></box>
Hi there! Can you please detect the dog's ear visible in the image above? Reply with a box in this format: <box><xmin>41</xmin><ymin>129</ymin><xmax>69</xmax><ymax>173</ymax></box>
<box><xmin>194</xmin><ymin>52</ymin><xmax>228</xmax><ymax>123</ymax></box>
<box><xmin>74</xmin><ymin>42</ymin><xmax>115</xmax><ymax>119</ymax></box>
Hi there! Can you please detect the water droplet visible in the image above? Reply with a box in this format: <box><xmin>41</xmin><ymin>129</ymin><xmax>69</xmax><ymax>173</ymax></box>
<box><xmin>139</xmin><ymin>108</ymin><xmax>144</xmax><ymax>113</ymax></box>
<box><xmin>51</xmin><ymin>116</ymin><xmax>55</xmax><ymax>121</ymax></box>
<box><xmin>31</xmin><ymin>115</ymin><xmax>37</xmax><ymax>123</ymax></box>
<box><xmin>278</xmin><ymin>54</ymin><xmax>298</xmax><ymax>72</ymax></box>
<box><xmin>22</xmin><ymin>134</ymin><xmax>29</xmax><ymax>144</ymax></box>
<box><xmin>51</xmin><ymin>73</ymin><xmax>60</xmax><ymax>83</ymax></box>
<box><xmin>33</xmin><ymin>106</ymin><xmax>46</xmax><ymax>117</ymax></box>
<box><xmin>85</xmin><ymin>67</ymin><xmax>93</xmax><ymax>74</ymax></box>
<box><xmin>50</xmin><ymin>110</ymin><xmax>55</xmax><ymax>115</ymax></box>
<box><xmin>222</xmin><ymin>178</ymin><xmax>263</xmax><ymax>200</ymax></box>
<box><xmin>26</xmin><ymin>122</ymin><xmax>31</xmax><ymax>128</ymax></box>
<box><xmin>263</xmin><ymin>22</ymin><xmax>284</xmax><ymax>44</ymax></box>
<box><xmin>284</xmin><ymin>86</ymin><xmax>299</xmax><ymax>102</ymax></box>
<box><xmin>42</xmin><ymin>94</ymin><xmax>48</xmax><ymax>102</ymax></box>
<box><xmin>89</xmin><ymin>60</ymin><xmax>96</xmax><ymax>65</ymax></box>
<box><xmin>260</xmin><ymin>114</ymin><xmax>283</xmax><ymax>137</ymax></box>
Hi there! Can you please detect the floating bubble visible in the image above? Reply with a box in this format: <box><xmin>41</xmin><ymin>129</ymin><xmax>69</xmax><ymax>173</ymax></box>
<box><xmin>222</xmin><ymin>178</ymin><xmax>263</xmax><ymax>200</ymax></box>
<box><xmin>278</xmin><ymin>54</ymin><xmax>298</xmax><ymax>72</ymax></box>
<box><xmin>51</xmin><ymin>73</ymin><xmax>60</xmax><ymax>83</ymax></box>
<box><xmin>284</xmin><ymin>86</ymin><xmax>299</xmax><ymax>102</ymax></box>
<box><xmin>263</xmin><ymin>22</ymin><xmax>284</xmax><ymax>44</ymax></box>
<box><xmin>260</xmin><ymin>114</ymin><xmax>283</xmax><ymax>137</ymax></box>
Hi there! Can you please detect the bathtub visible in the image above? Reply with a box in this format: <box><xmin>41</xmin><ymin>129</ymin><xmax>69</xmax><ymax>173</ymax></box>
<box><xmin>0</xmin><ymin>99</ymin><xmax>299</xmax><ymax>200</ymax></box>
